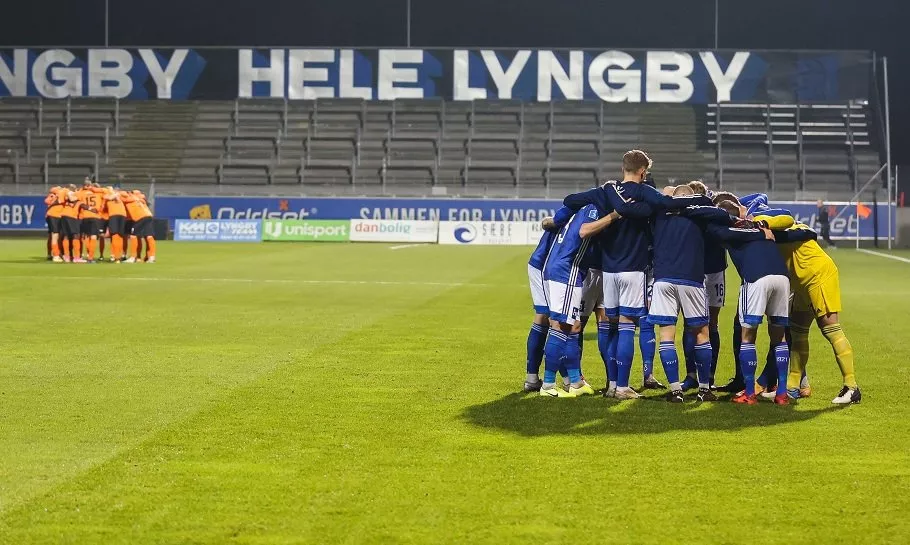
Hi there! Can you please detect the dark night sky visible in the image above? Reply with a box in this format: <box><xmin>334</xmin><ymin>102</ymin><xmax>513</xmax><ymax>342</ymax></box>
<box><xmin>2</xmin><ymin>0</ymin><xmax>907</xmax><ymax>163</ymax></box>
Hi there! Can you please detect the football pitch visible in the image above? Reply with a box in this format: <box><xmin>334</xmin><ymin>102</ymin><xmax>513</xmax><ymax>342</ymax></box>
<box><xmin>1</xmin><ymin>239</ymin><xmax>909</xmax><ymax>544</ymax></box>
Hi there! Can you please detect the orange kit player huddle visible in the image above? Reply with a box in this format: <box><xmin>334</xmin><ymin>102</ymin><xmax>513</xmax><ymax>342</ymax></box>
<box><xmin>44</xmin><ymin>179</ymin><xmax>157</xmax><ymax>263</ymax></box>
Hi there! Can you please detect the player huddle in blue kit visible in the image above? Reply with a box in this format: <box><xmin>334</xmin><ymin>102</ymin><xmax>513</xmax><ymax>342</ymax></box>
<box><xmin>523</xmin><ymin>149</ymin><xmax>862</xmax><ymax>405</ymax></box>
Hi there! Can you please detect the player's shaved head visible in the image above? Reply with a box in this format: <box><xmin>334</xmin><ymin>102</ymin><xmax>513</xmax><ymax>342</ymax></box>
<box><xmin>687</xmin><ymin>180</ymin><xmax>708</xmax><ymax>195</ymax></box>
<box><xmin>662</xmin><ymin>185</ymin><xmax>675</xmax><ymax>196</ymax></box>
<box><xmin>673</xmin><ymin>185</ymin><xmax>694</xmax><ymax>196</ymax></box>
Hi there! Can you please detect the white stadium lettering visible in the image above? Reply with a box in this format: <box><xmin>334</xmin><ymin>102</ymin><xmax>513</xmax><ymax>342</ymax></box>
<box><xmin>0</xmin><ymin>204</ymin><xmax>35</xmax><ymax>225</ymax></box>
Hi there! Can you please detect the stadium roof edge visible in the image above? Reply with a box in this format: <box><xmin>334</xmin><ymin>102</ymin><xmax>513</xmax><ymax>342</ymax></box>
<box><xmin>2</xmin><ymin>45</ymin><xmax>875</xmax><ymax>55</ymax></box>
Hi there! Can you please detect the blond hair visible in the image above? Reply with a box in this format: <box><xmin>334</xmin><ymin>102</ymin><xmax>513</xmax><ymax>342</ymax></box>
<box><xmin>687</xmin><ymin>180</ymin><xmax>708</xmax><ymax>195</ymax></box>
<box><xmin>622</xmin><ymin>150</ymin><xmax>652</xmax><ymax>174</ymax></box>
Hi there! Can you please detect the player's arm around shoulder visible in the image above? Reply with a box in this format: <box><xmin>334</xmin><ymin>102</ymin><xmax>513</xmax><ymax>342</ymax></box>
<box><xmin>680</xmin><ymin>204</ymin><xmax>736</xmax><ymax>225</ymax></box>
<box><xmin>605</xmin><ymin>183</ymin><xmax>654</xmax><ymax>218</ymax></box>
<box><xmin>772</xmin><ymin>224</ymin><xmax>818</xmax><ymax>244</ymax></box>
<box><xmin>753</xmin><ymin>211</ymin><xmax>795</xmax><ymax>230</ymax></box>
<box><xmin>579</xmin><ymin>209</ymin><xmax>621</xmax><ymax>239</ymax></box>
<box><xmin>563</xmin><ymin>187</ymin><xmax>608</xmax><ymax>212</ymax></box>
<box><xmin>705</xmin><ymin>222</ymin><xmax>767</xmax><ymax>244</ymax></box>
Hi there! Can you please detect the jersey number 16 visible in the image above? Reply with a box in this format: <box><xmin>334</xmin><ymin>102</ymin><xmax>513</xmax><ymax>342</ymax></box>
<box><xmin>714</xmin><ymin>283</ymin><xmax>725</xmax><ymax>298</ymax></box>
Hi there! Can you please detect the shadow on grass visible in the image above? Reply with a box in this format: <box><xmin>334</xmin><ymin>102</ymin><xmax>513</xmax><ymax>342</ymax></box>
<box><xmin>462</xmin><ymin>392</ymin><xmax>839</xmax><ymax>436</ymax></box>
<box><xmin>0</xmin><ymin>257</ymin><xmax>54</xmax><ymax>264</ymax></box>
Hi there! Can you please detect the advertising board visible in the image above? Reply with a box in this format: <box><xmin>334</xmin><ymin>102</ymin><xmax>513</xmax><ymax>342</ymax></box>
<box><xmin>349</xmin><ymin>219</ymin><xmax>438</xmax><ymax>243</ymax></box>
<box><xmin>262</xmin><ymin>219</ymin><xmax>350</xmax><ymax>241</ymax></box>
<box><xmin>173</xmin><ymin>219</ymin><xmax>262</xmax><ymax>242</ymax></box>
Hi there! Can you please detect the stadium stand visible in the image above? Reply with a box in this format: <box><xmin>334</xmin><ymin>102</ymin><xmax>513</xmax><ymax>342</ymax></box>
<box><xmin>0</xmin><ymin>97</ymin><xmax>885</xmax><ymax>200</ymax></box>
<box><xmin>704</xmin><ymin>102</ymin><xmax>881</xmax><ymax>198</ymax></box>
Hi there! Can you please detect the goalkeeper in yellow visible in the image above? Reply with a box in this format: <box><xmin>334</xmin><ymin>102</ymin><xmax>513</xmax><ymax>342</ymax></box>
<box><xmin>746</xmin><ymin>198</ymin><xmax>861</xmax><ymax>404</ymax></box>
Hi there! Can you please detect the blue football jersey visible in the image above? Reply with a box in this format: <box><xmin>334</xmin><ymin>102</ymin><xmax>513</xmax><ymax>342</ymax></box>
<box><xmin>599</xmin><ymin>182</ymin><xmax>653</xmax><ymax>273</ymax></box>
<box><xmin>705</xmin><ymin>224</ymin><xmax>789</xmax><ymax>283</ymax></box>
<box><xmin>704</xmin><ymin>238</ymin><xmax>727</xmax><ymax>275</ymax></box>
<box><xmin>528</xmin><ymin>230</ymin><xmax>557</xmax><ymax>270</ymax></box>
<box><xmin>651</xmin><ymin>204</ymin><xmax>734</xmax><ymax>281</ymax></box>
<box><xmin>544</xmin><ymin>205</ymin><xmax>602</xmax><ymax>286</ymax></box>
<box><xmin>600</xmin><ymin>182</ymin><xmax>714</xmax><ymax>274</ymax></box>
<box><xmin>651</xmin><ymin>211</ymin><xmax>706</xmax><ymax>285</ymax></box>
<box><xmin>527</xmin><ymin>206</ymin><xmax>573</xmax><ymax>270</ymax></box>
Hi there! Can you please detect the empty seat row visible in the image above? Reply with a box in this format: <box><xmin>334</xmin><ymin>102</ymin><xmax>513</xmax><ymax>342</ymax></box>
<box><xmin>0</xmin><ymin>97</ymin><xmax>884</xmax><ymax>199</ymax></box>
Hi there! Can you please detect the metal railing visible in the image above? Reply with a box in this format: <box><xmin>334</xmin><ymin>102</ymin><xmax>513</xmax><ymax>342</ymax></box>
<box><xmin>2</xmin><ymin>150</ymin><xmax>21</xmax><ymax>185</ymax></box>
<box><xmin>52</xmin><ymin>123</ymin><xmax>111</xmax><ymax>161</ymax></box>
<box><xmin>710</xmin><ymin>101</ymin><xmax>872</xmax><ymax>191</ymax></box>
<box><xmin>232</xmin><ymin>98</ymin><xmax>288</xmax><ymax>138</ymax></box>
<box><xmin>42</xmin><ymin>150</ymin><xmax>99</xmax><ymax>188</ymax></box>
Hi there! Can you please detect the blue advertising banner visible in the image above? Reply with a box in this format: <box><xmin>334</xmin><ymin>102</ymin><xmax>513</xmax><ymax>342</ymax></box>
<box><xmin>155</xmin><ymin>196</ymin><xmax>561</xmax><ymax>226</ymax></box>
<box><xmin>0</xmin><ymin>48</ymin><xmax>871</xmax><ymax>103</ymax></box>
<box><xmin>3</xmin><ymin>195</ymin><xmax>893</xmax><ymax>240</ymax></box>
<box><xmin>157</xmin><ymin>196</ymin><xmax>893</xmax><ymax>240</ymax></box>
<box><xmin>778</xmin><ymin>202</ymin><xmax>891</xmax><ymax>241</ymax></box>
<box><xmin>0</xmin><ymin>196</ymin><xmax>46</xmax><ymax>229</ymax></box>
<box><xmin>173</xmin><ymin>219</ymin><xmax>262</xmax><ymax>242</ymax></box>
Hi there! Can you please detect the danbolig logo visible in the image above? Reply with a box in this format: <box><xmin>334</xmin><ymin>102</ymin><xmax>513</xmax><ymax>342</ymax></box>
<box><xmin>354</xmin><ymin>222</ymin><xmax>412</xmax><ymax>234</ymax></box>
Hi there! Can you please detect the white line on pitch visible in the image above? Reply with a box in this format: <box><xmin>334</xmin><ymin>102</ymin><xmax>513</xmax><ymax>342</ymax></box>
<box><xmin>389</xmin><ymin>244</ymin><xmax>424</xmax><ymax>250</ymax></box>
<box><xmin>856</xmin><ymin>249</ymin><xmax>910</xmax><ymax>264</ymax></box>
<box><xmin>5</xmin><ymin>275</ymin><xmax>493</xmax><ymax>288</ymax></box>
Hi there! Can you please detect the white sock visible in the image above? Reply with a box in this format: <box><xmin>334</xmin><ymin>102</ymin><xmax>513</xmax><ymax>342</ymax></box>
<box><xmin>670</xmin><ymin>381</ymin><xmax>682</xmax><ymax>391</ymax></box>
<box><xmin>699</xmin><ymin>382</ymin><xmax>710</xmax><ymax>389</ymax></box>
<box><xmin>527</xmin><ymin>373</ymin><xmax>540</xmax><ymax>383</ymax></box>
<box><xmin>608</xmin><ymin>380</ymin><xmax>617</xmax><ymax>390</ymax></box>
<box><xmin>542</xmin><ymin>382</ymin><xmax>556</xmax><ymax>390</ymax></box>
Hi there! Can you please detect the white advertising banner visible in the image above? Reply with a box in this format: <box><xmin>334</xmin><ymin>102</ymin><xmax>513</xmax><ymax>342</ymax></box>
<box><xmin>438</xmin><ymin>221</ymin><xmax>542</xmax><ymax>245</ymax></box>
<box><xmin>348</xmin><ymin>219</ymin><xmax>438</xmax><ymax>243</ymax></box>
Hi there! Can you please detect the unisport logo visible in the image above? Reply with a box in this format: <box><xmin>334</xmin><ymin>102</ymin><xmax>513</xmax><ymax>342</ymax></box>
<box><xmin>292</xmin><ymin>224</ymin><xmax>347</xmax><ymax>238</ymax></box>
<box><xmin>453</xmin><ymin>223</ymin><xmax>476</xmax><ymax>243</ymax></box>
<box><xmin>266</xmin><ymin>221</ymin><xmax>283</xmax><ymax>237</ymax></box>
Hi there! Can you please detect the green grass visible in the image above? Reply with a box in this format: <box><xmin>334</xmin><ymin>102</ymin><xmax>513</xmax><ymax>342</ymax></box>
<box><xmin>0</xmin><ymin>239</ymin><xmax>909</xmax><ymax>544</ymax></box>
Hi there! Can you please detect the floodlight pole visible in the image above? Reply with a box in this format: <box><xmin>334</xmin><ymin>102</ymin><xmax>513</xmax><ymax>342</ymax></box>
<box><xmin>105</xmin><ymin>0</ymin><xmax>109</xmax><ymax>46</ymax></box>
<box><xmin>406</xmin><ymin>0</ymin><xmax>412</xmax><ymax>47</ymax></box>
<box><xmin>714</xmin><ymin>0</ymin><xmax>719</xmax><ymax>49</ymax></box>
<box><xmin>884</xmin><ymin>56</ymin><xmax>893</xmax><ymax>249</ymax></box>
